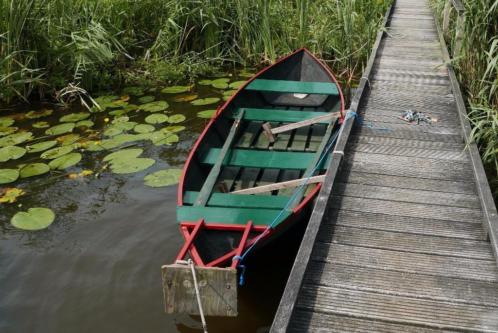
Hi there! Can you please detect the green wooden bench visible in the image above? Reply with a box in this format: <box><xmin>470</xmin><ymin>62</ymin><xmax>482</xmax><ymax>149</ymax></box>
<box><xmin>184</xmin><ymin>191</ymin><xmax>290</xmax><ymax>209</ymax></box>
<box><xmin>245</xmin><ymin>79</ymin><xmax>339</xmax><ymax>95</ymax></box>
<box><xmin>229</xmin><ymin>108</ymin><xmax>330</xmax><ymax>123</ymax></box>
<box><xmin>200</xmin><ymin>148</ymin><xmax>324</xmax><ymax>170</ymax></box>
<box><xmin>177</xmin><ymin>205</ymin><xmax>290</xmax><ymax>225</ymax></box>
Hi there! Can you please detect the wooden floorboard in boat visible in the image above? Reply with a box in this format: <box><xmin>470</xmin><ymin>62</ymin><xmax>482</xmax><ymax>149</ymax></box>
<box><xmin>283</xmin><ymin>0</ymin><xmax>498</xmax><ymax>331</ymax></box>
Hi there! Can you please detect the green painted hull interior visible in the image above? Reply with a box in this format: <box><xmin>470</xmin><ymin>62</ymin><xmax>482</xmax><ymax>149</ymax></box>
<box><xmin>179</xmin><ymin>49</ymin><xmax>342</xmax><ymax>263</ymax></box>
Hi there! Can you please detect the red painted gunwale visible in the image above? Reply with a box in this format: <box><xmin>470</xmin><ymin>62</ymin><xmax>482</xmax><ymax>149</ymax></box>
<box><xmin>175</xmin><ymin>48</ymin><xmax>345</xmax><ymax>267</ymax></box>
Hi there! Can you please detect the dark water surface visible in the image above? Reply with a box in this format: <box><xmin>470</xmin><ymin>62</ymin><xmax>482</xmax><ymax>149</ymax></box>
<box><xmin>0</xmin><ymin>76</ymin><xmax>303</xmax><ymax>333</ymax></box>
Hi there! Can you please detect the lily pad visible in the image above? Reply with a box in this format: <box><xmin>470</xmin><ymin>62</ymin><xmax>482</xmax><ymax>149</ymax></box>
<box><xmin>228</xmin><ymin>81</ymin><xmax>246</xmax><ymax>89</ymax></box>
<box><xmin>0</xmin><ymin>146</ymin><xmax>26</xmax><ymax>162</ymax></box>
<box><xmin>33</xmin><ymin>121</ymin><xmax>50</xmax><ymax>129</ymax></box>
<box><xmin>108</xmin><ymin>109</ymin><xmax>128</xmax><ymax>117</ymax></box>
<box><xmin>144</xmin><ymin>169</ymin><xmax>182</xmax><ymax>187</ymax></box>
<box><xmin>153</xmin><ymin>133</ymin><xmax>179</xmax><ymax>146</ymax></box>
<box><xmin>0</xmin><ymin>169</ymin><xmax>19</xmax><ymax>184</ymax></box>
<box><xmin>197</xmin><ymin>110</ymin><xmax>216</xmax><ymax>119</ymax></box>
<box><xmin>162</xmin><ymin>126</ymin><xmax>186</xmax><ymax>133</ymax></box>
<box><xmin>110</xmin><ymin>100</ymin><xmax>128</xmax><ymax>108</ymax></box>
<box><xmin>138</xmin><ymin>95</ymin><xmax>155</xmax><ymax>103</ymax></box>
<box><xmin>103</xmin><ymin>148</ymin><xmax>143</xmax><ymax>163</ymax></box>
<box><xmin>76</xmin><ymin>120</ymin><xmax>94</xmax><ymax>128</ymax></box>
<box><xmin>20</xmin><ymin>163</ymin><xmax>50</xmax><ymax>178</ymax></box>
<box><xmin>211</xmin><ymin>78</ymin><xmax>230</xmax><ymax>84</ymax></box>
<box><xmin>145</xmin><ymin>114</ymin><xmax>168</xmax><ymax>124</ymax></box>
<box><xmin>168</xmin><ymin>114</ymin><xmax>186</xmax><ymax>124</ymax></box>
<box><xmin>11</xmin><ymin>207</ymin><xmax>55</xmax><ymax>231</ymax></box>
<box><xmin>57</xmin><ymin>134</ymin><xmax>80</xmax><ymax>146</ymax></box>
<box><xmin>59</xmin><ymin>112</ymin><xmax>90</xmax><ymax>123</ymax></box>
<box><xmin>212</xmin><ymin>81</ymin><xmax>229</xmax><ymax>89</ymax></box>
<box><xmin>223</xmin><ymin>89</ymin><xmax>237</xmax><ymax>96</ymax></box>
<box><xmin>110</xmin><ymin>158</ymin><xmax>155</xmax><ymax>174</ymax></box>
<box><xmin>26</xmin><ymin>141</ymin><xmax>57</xmax><ymax>153</ymax></box>
<box><xmin>0</xmin><ymin>188</ymin><xmax>25</xmax><ymax>203</ymax></box>
<box><xmin>104</xmin><ymin>126</ymin><xmax>123</xmax><ymax>137</ymax></box>
<box><xmin>191</xmin><ymin>97</ymin><xmax>220</xmax><ymax>106</ymax></box>
<box><xmin>0</xmin><ymin>127</ymin><xmax>18</xmax><ymax>136</ymax></box>
<box><xmin>122</xmin><ymin>86</ymin><xmax>144</xmax><ymax>96</ymax></box>
<box><xmin>0</xmin><ymin>132</ymin><xmax>33</xmax><ymax>147</ymax></box>
<box><xmin>173</xmin><ymin>94</ymin><xmax>198</xmax><ymax>102</ymax></box>
<box><xmin>134</xmin><ymin>124</ymin><xmax>155</xmax><ymax>134</ymax></box>
<box><xmin>40</xmin><ymin>146</ymin><xmax>74</xmax><ymax>159</ymax></box>
<box><xmin>45</xmin><ymin>123</ymin><xmax>75</xmax><ymax>136</ymax></box>
<box><xmin>26</xmin><ymin>109</ymin><xmax>53</xmax><ymax>119</ymax></box>
<box><xmin>198</xmin><ymin>79</ymin><xmax>214</xmax><ymax>85</ymax></box>
<box><xmin>81</xmin><ymin>141</ymin><xmax>104</xmax><ymax>152</ymax></box>
<box><xmin>140</xmin><ymin>101</ymin><xmax>169</xmax><ymax>112</ymax></box>
<box><xmin>161</xmin><ymin>85</ymin><xmax>191</xmax><ymax>94</ymax></box>
<box><xmin>0</xmin><ymin>117</ymin><xmax>14</xmax><ymax>127</ymax></box>
<box><xmin>49</xmin><ymin>153</ymin><xmax>82</xmax><ymax>170</ymax></box>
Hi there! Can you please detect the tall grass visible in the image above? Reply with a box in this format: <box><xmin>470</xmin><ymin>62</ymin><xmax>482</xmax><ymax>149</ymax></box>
<box><xmin>0</xmin><ymin>0</ymin><xmax>391</xmax><ymax>104</ymax></box>
<box><xmin>431</xmin><ymin>0</ymin><xmax>498</xmax><ymax>194</ymax></box>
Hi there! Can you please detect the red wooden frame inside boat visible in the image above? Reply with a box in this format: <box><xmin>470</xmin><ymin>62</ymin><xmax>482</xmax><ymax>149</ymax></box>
<box><xmin>175</xmin><ymin>48</ymin><xmax>345</xmax><ymax>267</ymax></box>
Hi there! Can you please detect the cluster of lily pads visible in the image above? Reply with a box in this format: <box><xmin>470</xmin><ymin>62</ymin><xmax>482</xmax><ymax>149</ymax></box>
<box><xmin>1</xmin><ymin>70</ymin><xmax>254</xmax><ymax>231</ymax></box>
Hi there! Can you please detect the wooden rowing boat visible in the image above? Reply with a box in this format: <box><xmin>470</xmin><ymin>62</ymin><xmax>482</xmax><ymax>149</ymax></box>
<box><xmin>162</xmin><ymin>48</ymin><xmax>344</xmax><ymax>316</ymax></box>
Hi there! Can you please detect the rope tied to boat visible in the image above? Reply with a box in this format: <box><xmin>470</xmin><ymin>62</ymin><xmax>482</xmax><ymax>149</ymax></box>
<box><xmin>348</xmin><ymin>110</ymin><xmax>391</xmax><ymax>132</ymax></box>
<box><xmin>232</xmin><ymin>110</ymin><xmax>359</xmax><ymax>285</ymax></box>
<box><xmin>187</xmin><ymin>259</ymin><xmax>208</xmax><ymax>333</ymax></box>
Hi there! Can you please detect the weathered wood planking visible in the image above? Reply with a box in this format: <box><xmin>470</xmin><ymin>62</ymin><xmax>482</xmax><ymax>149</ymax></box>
<box><xmin>271</xmin><ymin>0</ymin><xmax>498</xmax><ymax>332</ymax></box>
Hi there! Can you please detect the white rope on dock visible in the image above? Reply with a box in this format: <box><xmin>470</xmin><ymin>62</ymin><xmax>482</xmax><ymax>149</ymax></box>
<box><xmin>188</xmin><ymin>259</ymin><xmax>208</xmax><ymax>333</ymax></box>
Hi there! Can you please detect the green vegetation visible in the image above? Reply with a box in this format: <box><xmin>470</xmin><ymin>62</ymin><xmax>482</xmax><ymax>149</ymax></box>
<box><xmin>431</xmin><ymin>0</ymin><xmax>498</xmax><ymax>194</ymax></box>
<box><xmin>0</xmin><ymin>0</ymin><xmax>391</xmax><ymax>104</ymax></box>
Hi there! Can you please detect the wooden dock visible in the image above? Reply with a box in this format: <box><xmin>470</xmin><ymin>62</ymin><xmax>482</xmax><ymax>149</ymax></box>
<box><xmin>271</xmin><ymin>0</ymin><xmax>498</xmax><ymax>331</ymax></box>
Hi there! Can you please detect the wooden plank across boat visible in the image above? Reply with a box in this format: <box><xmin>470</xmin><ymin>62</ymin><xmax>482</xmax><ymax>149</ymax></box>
<box><xmin>162</xmin><ymin>48</ymin><xmax>345</xmax><ymax>316</ymax></box>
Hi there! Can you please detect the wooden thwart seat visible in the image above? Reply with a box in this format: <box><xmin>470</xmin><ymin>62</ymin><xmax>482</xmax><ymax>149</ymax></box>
<box><xmin>184</xmin><ymin>191</ymin><xmax>290</xmax><ymax>209</ymax></box>
<box><xmin>200</xmin><ymin>148</ymin><xmax>329</xmax><ymax>170</ymax></box>
<box><xmin>177</xmin><ymin>205</ymin><xmax>290</xmax><ymax>225</ymax></box>
<box><xmin>245</xmin><ymin>79</ymin><xmax>339</xmax><ymax>95</ymax></box>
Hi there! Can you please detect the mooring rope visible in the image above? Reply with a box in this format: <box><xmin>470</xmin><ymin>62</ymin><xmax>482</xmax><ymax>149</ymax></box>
<box><xmin>188</xmin><ymin>259</ymin><xmax>208</xmax><ymax>333</ymax></box>
<box><xmin>232</xmin><ymin>110</ymin><xmax>358</xmax><ymax>285</ymax></box>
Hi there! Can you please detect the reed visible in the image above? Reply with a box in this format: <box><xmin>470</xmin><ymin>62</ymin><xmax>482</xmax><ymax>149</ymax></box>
<box><xmin>0</xmin><ymin>0</ymin><xmax>391</xmax><ymax>104</ymax></box>
<box><xmin>431</xmin><ymin>0</ymin><xmax>498</xmax><ymax>194</ymax></box>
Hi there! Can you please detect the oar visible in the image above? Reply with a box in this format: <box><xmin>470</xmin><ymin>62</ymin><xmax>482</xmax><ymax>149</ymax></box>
<box><xmin>231</xmin><ymin>175</ymin><xmax>325</xmax><ymax>195</ymax></box>
<box><xmin>262</xmin><ymin>111</ymin><xmax>340</xmax><ymax>143</ymax></box>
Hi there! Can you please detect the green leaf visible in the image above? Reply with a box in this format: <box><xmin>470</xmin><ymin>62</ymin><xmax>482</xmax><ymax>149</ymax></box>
<box><xmin>138</xmin><ymin>95</ymin><xmax>155</xmax><ymax>103</ymax></box>
<box><xmin>104</xmin><ymin>126</ymin><xmax>123</xmax><ymax>137</ymax></box>
<box><xmin>162</xmin><ymin>126</ymin><xmax>185</xmax><ymax>133</ymax></box>
<box><xmin>45</xmin><ymin>123</ymin><xmax>75</xmax><ymax>136</ymax></box>
<box><xmin>32</xmin><ymin>121</ymin><xmax>50</xmax><ymax>129</ymax></box>
<box><xmin>20</xmin><ymin>163</ymin><xmax>50</xmax><ymax>178</ymax></box>
<box><xmin>173</xmin><ymin>94</ymin><xmax>198</xmax><ymax>102</ymax></box>
<box><xmin>122</xmin><ymin>86</ymin><xmax>144</xmax><ymax>96</ymax></box>
<box><xmin>0</xmin><ymin>146</ymin><xmax>26</xmax><ymax>162</ymax></box>
<box><xmin>144</xmin><ymin>169</ymin><xmax>182</xmax><ymax>187</ymax></box>
<box><xmin>11</xmin><ymin>207</ymin><xmax>55</xmax><ymax>231</ymax></box>
<box><xmin>57</xmin><ymin>133</ymin><xmax>80</xmax><ymax>146</ymax></box>
<box><xmin>59</xmin><ymin>112</ymin><xmax>90</xmax><ymax>123</ymax></box>
<box><xmin>212</xmin><ymin>82</ymin><xmax>229</xmax><ymax>89</ymax></box>
<box><xmin>161</xmin><ymin>85</ymin><xmax>191</xmax><ymax>94</ymax></box>
<box><xmin>223</xmin><ymin>89</ymin><xmax>237</xmax><ymax>96</ymax></box>
<box><xmin>197</xmin><ymin>110</ymin><xmax>216</xmax><ymax>119</ymax></box>
<box><xmin>228</xmin><ymin>81</ymin><xmax>246</xmax><ymax>89</ymax></box>
<box><xmin>145</xmin><ymin>114</ymin><xmax>168</xmax><ymax>124</ymax></box>
<box><xmin>0</xmin><ymin>169</ymin><xmax>19</xmax><ymax>184</ymax></box>
<box><xmin>198</xmin><ymin>79</ymin><xmax>213</xmax><ymax>85</ymax></box>
<box><xmin>139</xmin><ymin>101</ymin><xmax>169</xmax><ymax>112</ymax></box>
<box><xmin>40</xmin><ymin>146</ymin><xmax>74</xmax><ymax>159</ymax></box>
<box><xmin>191</xmin><ymin>97</ymin><xmax>220</xmax><ymax>106</ymax></box>
<box><xmin>153</xmin><ymin>133</ymin><xmax>179</xmax><ymax>146</ymax></box>
<box><xmin>82</xmin><ymin>141</ymin><xmax>104</xmax><ymax>152</ymax></box>
<box><xmin>76</xmin><ymin>120</ymin><xmax>94</xmax><ymax>128</ymax></box>
<box><xmin>49</xmin><ymin>153</ymin><xmax>82</xmax><ymax>170</ymax></box>
<box><xmin>110</xmin><ymin>158</ymin><xmax>155</xmax><ymax>174</ymax></box>
<box><xmin>104</xmin><ymin>148</ymin><xmax>143</xmax><ymax>163</ymax></box>
<box><xmin>26</xmin><ymin>141</ymin><xmax>57</xmax><ymax>153</ymax></box>
<box><xmin>0</xmin><ymin>127</ymin><xmax>18</xmax><ymax>136</ymax></box>
<box><xmin>108</xmin><ymin>109</ymin><xmax>128</xmax><ymax>117</ymax></box>
<box><xmin>0</xmin><ymin>117</ymin><xmax>14</xmax><ymax>127</ymax></box>
<box><xmin>26</xmin><ymin>109</ymin><xmax>53</xmax><ymax>119</ymax></box>
<box><xmin>134</xmin><ymin>124</ymin><xmax>155</xmax><ymax>134</ymax></box>
<box><xmin>167</xmin><ymin>114</ymin><xmax>186</xmax><ymax>124</ymax></box>
<box><xmin>0</xmin><ymin>132</ymin><xmax>33</xmax><ymax>147</ymax></box>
